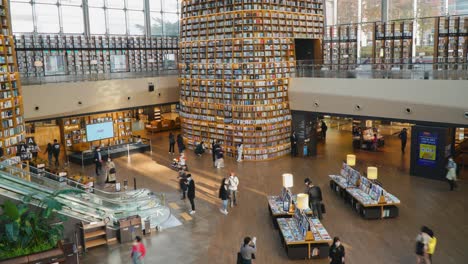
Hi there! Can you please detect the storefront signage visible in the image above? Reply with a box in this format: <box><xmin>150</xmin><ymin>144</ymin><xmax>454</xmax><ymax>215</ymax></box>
<box><xmin>417</xmin><ymin>132</ymin><xmax>438</xmax><ymax>167</ymax></box>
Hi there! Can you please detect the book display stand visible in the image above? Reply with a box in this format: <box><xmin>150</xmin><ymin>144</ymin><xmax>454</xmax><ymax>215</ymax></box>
<box><xmin>179</xmin><ymin>0</ymin><xmax>324</xmax><ymax>161</ymax></box>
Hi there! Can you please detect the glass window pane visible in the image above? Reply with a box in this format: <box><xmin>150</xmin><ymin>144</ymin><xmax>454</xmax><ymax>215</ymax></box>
<box><xmin>149</xmin><ymin>0</ymin><xmax>162</xmax><ymax>11</ymax></box>
<box><xmin>36</xmin><ymin>0</ymin><xmax>58</xmax><ymax>3</ymax></box>
<box><xmin>325</xmin><ymin>0</ymin><xmax>335</xmax><ymax>26</ymax></box>
<box><xmin>128</xmin><ymin>10</ymin><xmax>145</xmax><ymax>35</ymax></box>
<box><xmin>88</xmin><ymin>0</ymin><xmax>104</xmax><ymax>7</ymax></box>
<box><xmin>417</xmin><ymin>0</ymin><xmax>445</xmax><ymax>17</ymax></box>
<box><xmin>389</xmin><ymin>0</ymin><xmax>414</xmax><ymax>20</ymax></box>
<box><xmin>44</xmin><ymin>55</ymin><xmax>66</xmax><ymax>76</ymax></box>
<box><xmin>415</xmin><ymin>17</ymin><xmax>436</xmax><ymax>62</ymax></box>
<box><xmin>61</xmin><ymin>6</ymin><xmax>84</xmax><ymax>33</ymax></box>
<box><xmin>127</xmin><ymin>0</ymin><xmax>144</xmax><ymax>10</ymax></box>
<box><xmin>362</xmin><ymin>0</ymin><xmax>381</xmax><ymax>23</ymax></box>
<box><xmin>10</xmin><ymin>3</ymin><xmax>34</xmax><ymax>33</ymax></box>
<box><xmin>60</xmin><ymin>0</ymin><xmax>82</xmax><ymax>6</ymax></box>
<box><xmin>450</xmin><ymin>1</ymin><xmax>468</xmax><ymax>15</ymax></box>
<box><xmin>89</xmin><ymin>8</ymin><xmax>106</xmax><ymax>34</ymax></box>
<box><xmin>106</xmin><ymin>0</ymin><xmax>124</xmax><ymax>9</ymax></box>
<box><xmin>150</xmin><ymin>12</ymin><xmax>163</xmax><ymax>35</ymax></box>
<box><xmin>162</xmin><ymin>0</ymin><xmax>178</xmax><ymax>13</ymax></box>
<box><xmin>36</xmin><ymin>4</ymin><xmax>60</xmax><ymax>33</ymax></box>
<box><xmin>337</xmin><ymin>0</ymin><xmax>358</xmax><ymax>24</ymax></box>
<box><xmin>163</xmin><ymin>12</ymin><xmax>179</xmax><ymax>36</ymax></box>
<box><xmin>108</xmin><ymin>9</ymin><xmax>126</xmax><ymax>34</ymax></box>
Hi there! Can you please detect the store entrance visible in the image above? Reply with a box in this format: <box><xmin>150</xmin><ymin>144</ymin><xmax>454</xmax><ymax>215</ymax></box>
<box><xmin>294</xmin><ymin>39</ymin><xmax>322</xmax><ymax>63</ymax></box>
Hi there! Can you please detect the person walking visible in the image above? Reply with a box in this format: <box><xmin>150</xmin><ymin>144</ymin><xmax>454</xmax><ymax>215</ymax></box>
<box><xmin>176</xmin><ymin>134</ymin><xmax>184</xmax><ymax>154</ymax></box>
<box><xmin>416</xmin><ymin>226</ymin><xmax>431</xmax><ymax>264</ymax></box>
<box><xmin>186</xmin><ymin>174</ymin><xmax>196</xmax><ymax>215</ymax></box>
<box><xmin>211</xmin><ymin>140</ymin><xmax>217</xmax><ymax>166</ymax></box>
<box><xmin>52</xmin><ymin>139</ymin><xmax>60</xmax><ymax>167</ymax></box>
<box><xmin>321</xmin><ymin>120</ymin><xmax>328</xmax><ymax>140</ymax></box>
<box><xmin>446</xmin><ymin>157</ymin><xmax>457</xmax><ymax>191</ymax></box>
<box><xmin>427</xmin><ymin>228</ymin><xmax>437</xmax><ymax>262</ymax></box>
<box><xmin>228</xmin><ymin>172</ymin><xmax>239</xmax><ymax>207</ymax></box>
<box><xmin>329</xmin><ymin>237</ymin><xmax>345</xmax><ymax>264</ymax></box>
<box><xmin>106</xmin><ymin>158</ymin><xmax>116</xmax><ymax>184</ymax></box>
<box><xmin>219</xmin><ymin>178</ymin><xmax>229</xmax><ymax>215</ymax></box>
<box><xmin>393</xmin><ymin>128</ymin><xmax>408</xmax><ymax>153</ymax></box>
<box><xmin>178</xmin><ymin>168</ymin><xmax>188</xmax><ymax>200</ymax></box>
<box><xmin>237</xmin><ymin>143</ymin><xmax>243</xmax><ymax>162</ymax></box>
<box><xmin>30</xmin><ymin>143</ymin><xmax>40</xmax><ymax>161</ymax></box>
<box><xmin>93</xmin><ymin>147</ymin><xmax>103</xmax><ymax>176</ymax></box>
<box><xmin>238</xmin><ymin>236</ymin><xmax>257</xmax><ymax>264</ymax></box>
<box><xmin>305</xmin><ymin>178</ymin><xmax>323</xmax><ymax>220</ymax></box>
<box><xmin>169</xmin><ymin>132</ymin><xmax>175</xmax><ymax>155</ymax></box>
<box><xmin>44</xmin><ymin>143</ymin><xmax>53</xmax><ymax>167</ymax></box>
<box><xmin>131</xmin><ymin>236</ymin><xmax>146</xmax><ymax>264</ymax></box>
<box><xmin>290</xmin><ymin>131</ymin><xmax>298</xmax><ymax>157</ymax></box>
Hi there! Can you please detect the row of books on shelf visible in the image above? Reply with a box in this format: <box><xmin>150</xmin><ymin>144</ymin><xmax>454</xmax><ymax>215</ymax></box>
<box><xmin>185</xmin><ymin>127</ymin><xmax>290</xmax><ymax>137</ymax></box>
<box><xmin>181</xmin><ymin>96</ymin><xmax>286</xmax><ymax>105</ymax></box>
<box><xmin>0</xmin><ymin>125</ymin><xmax>24</xmax><ymax>141</ymax></box>
<box><xmin>180</xmin><ymin>77</ymin><xmax>290</xmax><ymax>84</ymax></box>
<box><xmin>182</xmin><ymin>7</ymin><xmax>324</xmax><ymax>20</ymax></box>
<box><xmin>0</xmin><ymin>81</ymin><xmax>17</xmax><ymax>89</ymax></box>
<box><xmin>182</xmin><ymin>117</ymin><xmax>291</xmax><ymax>128</ymax></box>
<box><xmin>2</xmin><ymin>117</ymin><xmax>21</xmax><ymax>128</ymax></box>
<box><xmin>14</xmin><ymin>35</ymin><xmax>178</xmax><ymax>50</ymax></box>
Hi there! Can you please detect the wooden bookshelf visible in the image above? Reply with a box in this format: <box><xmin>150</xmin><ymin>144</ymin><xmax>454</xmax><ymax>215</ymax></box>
<box><xmin>0</xmin><ymin>0</ymin><xmax>25</xmax><ymax>157</ymax></box>
<box><xmin>373</xmin><ymin>20</ymin><xmax>413</xmax><ymax>69</ymax></box>
<box><xmin>179</xmin><ymin>0</ymin><xmax>324</xmax><ymax>161</ymax></box>
<box><xmin>60</xmin><ymin>110</ymin><xmax>134</xmax><ymax>152</ymax></box>
<box><xmin>323</xmin><ymin>24</ymin><xmax>357</xmax><ymax>70</ymax></box>
<box><xmin>14</xmin><ymin>35</ymin><xmax>179</xmax><ymax>77</ymax></box>
<box><xmin>434</xmin><ymin>16</ymin><xmax>468</xmax><ymax>70</ymax></box>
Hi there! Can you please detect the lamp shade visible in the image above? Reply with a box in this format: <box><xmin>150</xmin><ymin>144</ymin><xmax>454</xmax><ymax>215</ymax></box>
<box><xmin>367</xmin><ymin>166</ymin><xmax>378</xmax><ymax>180</ymax></box>
<box><xmin>296</xmin><ymin>193</ymin><xmax>309</xmax><ymax>210</ymax></box>
<box><xmin>282</xmin><ymin>173</ymin><xmax>293</xmax><ymax>188</ymax></box>
<box><xmin>346</xmin><ymin>154</ymin><xmax>356</xmax><ymax>166</ymax></box>
<box><xmin>33</xmin><ymin>61</ymin><xmax>43</xmax><ymax>67</ymax></box>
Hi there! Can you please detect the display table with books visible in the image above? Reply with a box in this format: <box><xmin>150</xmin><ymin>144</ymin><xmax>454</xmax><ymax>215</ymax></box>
<box><xmin>277</xmin><ymin>211</ymin><xmax>332</xmax><ymax>260</ymax></box>
<box><xmin>329</xmin><ymin>163</ymin><xmax>401</xmax><ymax>219</ymax></box>
<box><xmin>267</xmin><ymin>191</ymin><xmax>313</xmax><ymax>229</ymax></box>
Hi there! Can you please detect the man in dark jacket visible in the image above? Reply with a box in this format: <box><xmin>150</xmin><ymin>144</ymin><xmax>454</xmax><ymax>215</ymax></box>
<box><xmin>304</xmin><ymin>178</ymin><xmax>323</xmax><ymax>219</ymax></box>
<box><xmin>169</xmin><ymin>132</ymin><xmax>175</xmax><ymax>155</ymax></box>
<box><xmin>396</xmin><ymin>128</ymin><xmax>408</xmax><ymax>153</ymax></box>
<box><xmin>186</xmin><ymin>174</ymin><xmax>196</xmax><ymax>215</ymax></box>
<box><xmin>52</xmin><ymin>139</ymin><xmax>60</xmax><ymax>167</ymax></box>
<box><xmin>321</xmin><ymin>120</ymin><xmax>328</xmax><ymax>140</ymax></box>
<box><xmin>176</xmin><ymin>134</ymin><xmax>185</xmax><ymax>154</ymax></box>
<box><xmin>290</xmin><ymin>131</ymin><xmax>298</xmax><ymax>157</ymax></box>
<box><xmin>93</xmin><ymin>147</ymin><xmax>103</xmax><ymax>176</ymax></box>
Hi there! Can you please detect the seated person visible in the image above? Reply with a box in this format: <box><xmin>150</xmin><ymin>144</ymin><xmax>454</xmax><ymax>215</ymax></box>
<box><xmin>195</xmin><ymin>141</ymin><xmax>205</xmax><ymax>156</ymax></box>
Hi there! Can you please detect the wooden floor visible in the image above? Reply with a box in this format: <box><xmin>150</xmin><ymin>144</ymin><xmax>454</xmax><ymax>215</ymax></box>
<box><xmin>79</xmin><ymin>128</ymin><xmax>468</xmax><ymax>264</ymax></box>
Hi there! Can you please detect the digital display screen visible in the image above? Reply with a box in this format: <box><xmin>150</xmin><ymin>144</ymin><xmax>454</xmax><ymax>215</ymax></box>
<box><xmin>417</xmin><ymin>132</ymin><xmax>438</xmax><ymax>167</ymax></box>
<box><xmin>86</xmin><ymin>122</ymin><xmax>114</xmax><ymax>142</ymax></box>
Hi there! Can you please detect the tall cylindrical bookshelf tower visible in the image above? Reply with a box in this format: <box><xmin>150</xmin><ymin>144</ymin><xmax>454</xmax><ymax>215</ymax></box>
<box><xmin>0</xmin><ymin>0</ymin><xmax>25</xmax><ymax>157</ymax></box>
<box><xmin>179</xmin><ymin>0</ymin><xmax>324</xmax><ymax>161</ymax></box>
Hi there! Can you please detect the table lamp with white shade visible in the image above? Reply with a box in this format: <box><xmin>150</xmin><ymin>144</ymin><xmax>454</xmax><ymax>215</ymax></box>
<box><xmin>346</xmin><ymin>154</ymin><xmax>356</xmax><ymax>166</ymax></box>
<box><xmin>296</xmin><ymin>193</ymin><xmax>309</xmax><ymax>210</ymax></box>
<box><xmin>367</xmin><ymin>166</ymin><xmax>378</xmax><ymax>180</ymax></box>
<box><xmin>282</xmin><ymin>173</ymin><xmax>293</xmax><ymax>188</ymax></box>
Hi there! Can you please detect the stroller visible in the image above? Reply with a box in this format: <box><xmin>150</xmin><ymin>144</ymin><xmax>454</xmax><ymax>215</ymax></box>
<box><xmin>171</xmin><ymin>154</ymin><xmax>188</xmax><ymax>171</ymax></box>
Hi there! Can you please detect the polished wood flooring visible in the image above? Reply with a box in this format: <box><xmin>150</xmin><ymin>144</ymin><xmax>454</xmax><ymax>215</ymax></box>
<box><xmin>79</xmin><ymin>129</ymin><xmax>468</xmax><ymax>264</ymax></box>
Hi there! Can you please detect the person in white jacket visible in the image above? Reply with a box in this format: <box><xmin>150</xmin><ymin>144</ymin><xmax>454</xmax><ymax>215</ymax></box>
<box><xmin>237</xmin><ymin>143</ymin><xmax>243</xmax><ymax>162</ymax></box>
<box><xmin>228</xmin><ymin>172</ymin><xmax>239</xmax><ymax>207</ymax></box>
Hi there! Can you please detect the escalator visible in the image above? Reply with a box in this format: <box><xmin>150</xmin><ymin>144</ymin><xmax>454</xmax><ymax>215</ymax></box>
<box><xmin>0</xmin><ymin>158</ymin><xmax>171</xmax><ymax>229</ymax></box>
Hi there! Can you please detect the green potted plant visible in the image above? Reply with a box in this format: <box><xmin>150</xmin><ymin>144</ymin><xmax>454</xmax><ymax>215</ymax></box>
<box><xmin>0</xmin><ymin>189</ymin><xmax>83</xmax><ymax>262</ymax></box>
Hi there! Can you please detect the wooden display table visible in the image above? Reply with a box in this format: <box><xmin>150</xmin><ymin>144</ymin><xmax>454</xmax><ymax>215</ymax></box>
<box><xmin>267</xmin><ymin>195</ymin><xmax>313</xmax><ymax>229</ymax></box>
<box><xmin>277</xmin><ymin>218</ymin><xmax>332</xmax><ymax>260</ymax></box>
<box><xmin>346</xmin><ymin>188</ymin><xmax>400</xmax><ymax>219</ymax></box>
<box><xmin>329</xmin><ymin>173</ymin><xmax>400</xmax><ymax>219</ymax></box>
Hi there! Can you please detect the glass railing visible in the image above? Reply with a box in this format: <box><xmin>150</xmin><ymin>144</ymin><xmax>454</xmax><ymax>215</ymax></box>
<box><xmin>295</xmin><ymin>60</ymin><xmax>468</xmax><ymax>80</ymax></box>
<box><xmin>0</xmin><ymin>157</ymin><xmax>171</xmax><ymax>228</ymax></box>
<box><xmin>21</xmin><ymin>70</ymin><xmax>179</xmax><ymax>86</ymax></box>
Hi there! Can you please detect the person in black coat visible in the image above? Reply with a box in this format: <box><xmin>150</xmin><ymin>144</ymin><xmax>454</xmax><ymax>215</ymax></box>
<box><xmin>178</xmin><ymin>168</ymin><xmax>188</xmax><ymax>200</ymax></box>
<box><xmin>93</xmin><ymin>147</ymin><xmax>103</xmax><ymax>176</ymax></box>
<box><xmin>211</xmin><ymin>140</ymin><xmax>216</xmax><ymax>163</ymax></box>
<box><xmin>290</xmin><ymin>131</ymin><xmax>297</xmax><ymax>157</ymax></box>
<box><xmin>393</xmin><ymin>128</ymin><xmax>408</xmax><ymax>153</ymax></box>
<box><xmin>186</xmin><ymin>174</ymin><xmax>196</xmax><ymax>215</ymax></box>
<box><xmin>329</xmin><ymin>237</ymin><xmax>345</xmax><ymax>264</ymax></box>
<box><xmin>321</xmin><ymin>120</ymin><xmax>328</xmax><ymax>140</ymax></box>
<box><xmin>304</xmin><ymin>178</ymin><xmax>323</xmax><ymax>219</ymax></box>
<box><xmin>169</xmin><ymin>132</ymin><xmax>175</xmax><ymax>155</ymax></box>
<box><xmin>176</xmin><ymin>134</ymin><xmax>184</xmax><ymax>154</ymax></box>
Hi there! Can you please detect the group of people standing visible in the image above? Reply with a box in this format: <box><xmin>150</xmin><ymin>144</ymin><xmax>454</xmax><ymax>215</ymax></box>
<box><xmin>93</xmin><ymin>147</ymin><xmax>117</xmax><ymax>185</ymax></box>
<box><xmin>168</xmin><ymin>132</ymin><xmax>185</xmax><ymax>155</ymax></box>
<box><xmin>177</xmin><ymin>167</ymin><xmax>196</xmax><ymax>215</ymax></box>
<box><xmin>219</xmin><ymin>172</ymin><xmax>240</xmax><ymax>215</ymax></box>
<box><xmin>44</xmin><ymin>139</ymin><xmax>61</xmax><ymax>167</ymax></box>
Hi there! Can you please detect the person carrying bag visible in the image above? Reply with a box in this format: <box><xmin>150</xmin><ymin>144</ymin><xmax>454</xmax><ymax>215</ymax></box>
<box><xmin>237</xmin><ymin>236</ymin><xmax>256</xmax><ymax>264</ymax></box>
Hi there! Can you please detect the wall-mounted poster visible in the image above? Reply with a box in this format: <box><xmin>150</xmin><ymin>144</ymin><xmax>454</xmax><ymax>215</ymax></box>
<box><xmin>417</xmin><ymin>132</ymin><xmax>438</xmax><ymax>167</ymax></box>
